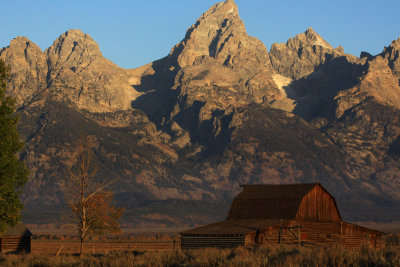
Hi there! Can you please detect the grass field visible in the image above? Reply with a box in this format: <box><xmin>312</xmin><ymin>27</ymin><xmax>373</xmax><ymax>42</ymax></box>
<box><xmin>6</xmin><ymin>223</ymin><xmax>397</xmax><ymax>266</ymax></box>
<box><xmin>1</xmin><ymin>245</ymin><xmax>400</xmax><ymax>266</ymax></box>
<box><xmin>31</xmin><ymin>239</ymin><xmax>177</xmax><ymax>255</ymax></box>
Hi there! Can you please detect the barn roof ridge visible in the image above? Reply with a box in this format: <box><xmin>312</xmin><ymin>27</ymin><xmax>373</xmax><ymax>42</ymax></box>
<box><xmin>226</xmin><ymin>182</ymin><xmax>337</xmax><ymax>221</ymax></box>
<box><xmin>239</xmin><ymin>182</ymin><xmax>320</xmax><ymax>187</ymax></box>
<box><xmin>1</xmin><ymin>222</ymin><xmax>33</xmax><ymax>237</ymax></box>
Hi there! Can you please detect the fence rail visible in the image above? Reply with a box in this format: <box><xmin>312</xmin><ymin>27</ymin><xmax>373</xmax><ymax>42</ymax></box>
<box><xmin>31</xmin><ymin>240</ymin><xmax>179</xmax><ymax>255</ymax></box>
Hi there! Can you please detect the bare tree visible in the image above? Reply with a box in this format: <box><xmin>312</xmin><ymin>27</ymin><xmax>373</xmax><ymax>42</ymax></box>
<box><xmin>65</xmin><ymin>139</ymin><xmax>124</xmax><ymax>258</ymax></box>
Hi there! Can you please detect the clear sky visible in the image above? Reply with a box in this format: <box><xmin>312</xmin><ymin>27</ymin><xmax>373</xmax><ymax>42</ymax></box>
<box><xmin>1</xmin><ymin>0</ymin><xmax>399</xmax><ymax>69</ymax></box>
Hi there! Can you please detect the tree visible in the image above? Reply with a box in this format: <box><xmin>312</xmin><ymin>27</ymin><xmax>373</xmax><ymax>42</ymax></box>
<box><xmin>65</xmin><ymin>139</ymin><xmax>124</xmax><ymax>257</ymax></box>
<box><xmin>0</xmin><ymin>59</ymin><xmax>29</xmax><ymax>234</ymax></box>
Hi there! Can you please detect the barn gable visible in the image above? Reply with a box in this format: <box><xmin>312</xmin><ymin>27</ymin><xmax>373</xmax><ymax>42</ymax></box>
<box><xmin>226</xmin><ymin>183</ymin><xmax>341</xmax><ymax>222</ymax></box>
<box><xmin>295</xmin><ymin>184</ymin><xmax>341</xmax><ymax>222</ymax></box>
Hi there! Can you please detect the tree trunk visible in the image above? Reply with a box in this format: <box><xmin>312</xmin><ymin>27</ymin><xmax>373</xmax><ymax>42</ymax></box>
<box><xmin>80</xmin><ymin>239</ymin><xmax>84</xmax><ymax>258</ymax></box>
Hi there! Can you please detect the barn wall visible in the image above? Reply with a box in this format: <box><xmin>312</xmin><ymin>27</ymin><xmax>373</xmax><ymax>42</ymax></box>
<box><xmin>181</xmin><ymin>235</ymin><xmax>245</xmax><ymax>249</ymax></box>
<box><xmin>242</xmin><ymin>221</ymin><xmax>382</xmax><ymax>249</ymax></box>
<box><xmin>245</xmin><ymin>224</ymin><xmax>302</xmax><ymax>246</ymax></box>
<box><xmin>0</xmin><ymin>236</ymin><xmax>31</xmax><ymax>253</ymax></box>
<box><xmin>339</xmin><ymin>222</ymin><xmax>382</xmax><ymax>249</ymax></box>
<box><xmin>295</xmin><ymin>185</ymin><xmax>341</xmax><ymax>222</ymax></box>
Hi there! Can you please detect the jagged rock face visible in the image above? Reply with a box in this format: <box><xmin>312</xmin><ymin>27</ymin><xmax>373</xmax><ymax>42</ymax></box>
<box><xmin>267</xmin><ymin>28</ymin><xmax>366</xmax><ymax>119</ymax></box>
<box><xmin>172</xmin><ymin>0</ymin><xmax>280</xmax><ymax>101</ymax></box>
<box><xmin>3</xmin><ymin>0</ymin><xmax>400</xmax><ymax>226</ymax></box>
<box><xmin>326</xmin><ymin>100</ymin><xmax>400</xmax><ymax>181</ymax></box>
<box><xmin>165</xmin><ymin>0</ymin><xmax>282</xmax><ymax>139</ymax></box>
<box><xmin>0</xmin><ymin>37</ymin><xmax>48</xmax><ymax>106</ymax></box>
<box><xmin>382</xmin><ymin>38</ymin><xmax>400</xmax><ymax>79</ymax></box>
<box><xmin>269</xmin><ymin>28</ymin><xmax>355</xmax><ymax>80</ymax></box>
<box><xmin>335</xmin><ymin>56</ymin><xmax>400</xmax><ymax>119</ymax></box>
<box><xmin>264</xmin><ymin>26</ymin><xmax>400</xmax><ymax>213</ymax></box>
<box><xmin>171</xmin><ymin>0</ymin><xmax>272</xmax><ymax>73</ymax></box>
<box><xmin>1</xmin><ymin>30</ymin><xmax>140</xmax><ymax>113</ymax></box>
<box><xmin>45</xmin><ymin>30</ymin><xmax>139</xmax><ymax>112</ymax></box>
<box><xmin>322</xmin><ymin>50</ymin><xmax>400</xmax><ymax>194</ymax></box>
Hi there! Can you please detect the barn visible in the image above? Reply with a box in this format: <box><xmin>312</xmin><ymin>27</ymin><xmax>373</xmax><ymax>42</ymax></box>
<box><xmin>180</xmin><ymin>183</ymin><xmax>383</xmax><ymax>249</ymax></box>
<box><xmin>0</xmin><ymin>223</ymin><xmax>32</xmax><ymax>253</ymax></box>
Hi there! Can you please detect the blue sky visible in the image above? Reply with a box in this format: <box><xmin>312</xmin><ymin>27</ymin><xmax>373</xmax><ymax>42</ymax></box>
<box><xmin>1</xmin><ymin>0</ymin><xmax>399</xmax><ymax>69</ymax></box>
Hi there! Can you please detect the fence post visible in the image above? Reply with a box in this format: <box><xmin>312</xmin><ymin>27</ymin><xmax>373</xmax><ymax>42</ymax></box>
<box><xmin>298</xmin><ymin>226</ymin><xmax>301</xmax><ymax>246</ymax></box>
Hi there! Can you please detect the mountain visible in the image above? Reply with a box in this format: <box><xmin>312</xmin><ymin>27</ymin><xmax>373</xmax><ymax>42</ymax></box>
<box><xmin>1</xmin><ymin>0</ymin><xmax>400</xmax><ymax>226</ymax></box>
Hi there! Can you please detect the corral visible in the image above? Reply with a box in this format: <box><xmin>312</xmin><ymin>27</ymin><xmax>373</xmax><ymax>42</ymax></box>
<box><xmin>180</xmin><ymin>183</ymin><xmax>384</xmax><ymax>249</ymax></box>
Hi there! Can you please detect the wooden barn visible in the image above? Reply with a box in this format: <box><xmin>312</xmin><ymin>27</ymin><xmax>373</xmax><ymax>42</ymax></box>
<box><xmin>0</xmin><ymin>223</ymin><xmax>32</xmax><ymax>253</ymax></box>
<box><xmin>180</xmin><ymin>183</ymin><xmax>383</xmax><ymax>249</ymax></box>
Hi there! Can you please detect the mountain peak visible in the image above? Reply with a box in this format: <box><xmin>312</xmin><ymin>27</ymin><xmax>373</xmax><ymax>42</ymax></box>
<box><xmin>269</xmin><ymin>28</ymin><xmax>340</xmax><ymax>79</ymax></box>
<box><xmin>0</xmin><ymin>36</ymin><xmax>48</xmax><ymax>107</ymax></box>
<box><xmin>163</xmin><ymin>0</ymin><xmax>282</xmax><ymax>129</ymax></box>
<box><xmin>46</xmin><ymin>29</ymin><xmax>102</xmax><ymax>66</ymax></box>
<box><xmin>63</xmin><ymin>29</ymin><xmax>85</xmax><ymax>37</ymax></box>
<box><xmin>389</xmin><ymin>37</ymin><xmax>400</xmax><ymax>49</ymax></box>
<box><xmin>304</xmin><ymin>27</ymin><xmax>317</xmax><ymax>36</ymax></box>
<box><xmin>3</xmin><ymin>36</ymin><xmax>44</xmax><ymax>57</ymax></box>
<box><xmin>170</xmin><ymin>0</ymin><xmax>244</xmax><ymax>68</ymax></box>
<box><xmin>203</xmin><ymin>0</ymin><xmax>238</xmax><ymax>18</ymax></box>
<box><xmin>382</xmin><ymin>37</ymin><xmax>400</xmax><ymax>79</ymax></box>
<box><xmin>8</xmin><ymin>36</ymin><xmax>37</xmax><ymax>48</ymax></box>
<box><xmin>293</xmin><ymin>27</ymin><xmax>333</xmax><ymax>50</ymax></box>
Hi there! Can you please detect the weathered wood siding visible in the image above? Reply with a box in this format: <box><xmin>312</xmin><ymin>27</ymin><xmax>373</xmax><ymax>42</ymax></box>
<box><xmin>339</xmin><ymin>222</ymin><xmax>382</xmax><ymax>249</ymax></box>
<box><xmin>181</xmin><ymin>235</ymin><xmax>245</xmax><ymax>249</ymax></box>
<box><xmin>243</xmin><ymin>221</ymin><xmax>382</xmax><ymax>249</ymax></box>
<box><xmin>295</xmin><ymin>185</ymin><xmax>341</xmax><ymax>222</ymax></box>
<box><xmin>0</xmin><ymin>236</ymin><xmax>31</xmax><ymax>253</ymax></box>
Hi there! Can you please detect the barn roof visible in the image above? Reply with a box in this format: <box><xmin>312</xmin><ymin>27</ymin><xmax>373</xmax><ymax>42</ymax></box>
<box><xmin>180</xmin><ymin>219</ymin><xmax>286</xmax><ymax>235</ymax></box>
<box><xmin>2</xmin><ymin>223</ymin><xmax>32</xmax><ymax>237</ymax></box>
<box><xmin>226</xmin><ymin>183</ymin><xmax>323</xmax><ymax>220</ymax></box>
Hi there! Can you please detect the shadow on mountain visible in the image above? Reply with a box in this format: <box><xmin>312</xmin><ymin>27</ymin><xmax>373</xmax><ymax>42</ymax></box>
<box><xmin>283</xmin><ymin>56</ymin><xmax>367</xmax><ymax>121</ymax></box>
<box><xmin>388</xmin><ymin>133</ymin><xmax>400</xmax><ymax>158</ymax></box>
<box><xmin>164</xmin><ymin>96</ymin><xmax>235</xmax><ymax>155</ymax></box>
<box><xmin>130</xmin><ymin>57</ymin><xmax>179</xmax><ymax>129</ymax></box>
<box><xmin>131</xmin><ymin>48</ymin><xmax>236</xmax><ymax>154</ymax></box>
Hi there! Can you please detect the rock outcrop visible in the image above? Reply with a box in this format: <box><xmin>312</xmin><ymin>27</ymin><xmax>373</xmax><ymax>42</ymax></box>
<box><xmin>383</xmin><ymin>38</ymin><xmax>400</xmax><ymax>79</ymax></box>
<box><xmin>172</xmin><ymin>0</ymin><xmax>282</xmax><ymax>106</ymax></box>
<box><xmin>1</xmin><ymin>30</ymin><xmax>140</xmax><ymax>113</ymax></box>
<box><xmin>163</xmin><ymin>0</ymin><xmax>284</xmax><ymax>142</ymax></box>
<box><xmin>0</xmin><ymin>37</ymin><xmax>48</xmax><ymax>107</ymax></box>
<box><xmin>45</xmin><ymin>30</ymin><xmax>140</xmax><ymax>112</ymax></box>
<box><xmin>268</xmin><ymin>28</ymin><xmax>366</xmax><ymax>120</ymax></box>
<box><xmin>269</xmin><ymin>27</ymin><xmax>354</xmax><ymax>80</ymax></box>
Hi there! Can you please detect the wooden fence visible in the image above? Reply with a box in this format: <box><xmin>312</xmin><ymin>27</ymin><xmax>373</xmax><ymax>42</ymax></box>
<box><xmin>31</xmin><ymin>240</ymin><xmax>179</xmax><ymax>255</ymax></box>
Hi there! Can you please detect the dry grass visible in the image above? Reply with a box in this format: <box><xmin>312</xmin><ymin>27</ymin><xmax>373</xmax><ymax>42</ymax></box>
<box><xmin>32</xmin><ymin>240</ymin><xmax>175</xmax><ymax>254</ymax></box>
<box><xmin>1</xmin><ymin>245</ymin><xmax>400</xmax><ymax>267</ymax></box>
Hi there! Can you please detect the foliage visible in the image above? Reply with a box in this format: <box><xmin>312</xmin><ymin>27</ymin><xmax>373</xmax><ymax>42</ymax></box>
<box><xmin>0</xmin><ymin>59</ymin><xmax>28</xmax><ymax>234</ymax></box>
<box><xmin>65</xmin><ymin>139</ymin><xmax>124</xmax><ymax>257</ymax></box>
<box><xmin>85</xmin><ymin>191</ymin><xmax>124</xmax><ymax>236</ymax></box>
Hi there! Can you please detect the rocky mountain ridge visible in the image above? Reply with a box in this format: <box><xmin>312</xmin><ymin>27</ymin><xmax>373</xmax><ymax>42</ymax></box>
<box><xmin>1</xmin><ymin>29</ymin><xmax>140</xmax><ymax>113</ymax></box>
<box><xmin>1</xmin><ymin>0</ymin><xmax>400</xmax><ymax>225</ymax></box>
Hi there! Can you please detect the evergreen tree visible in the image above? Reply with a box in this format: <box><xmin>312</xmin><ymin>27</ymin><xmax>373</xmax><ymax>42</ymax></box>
<box><xmin>0</xmin><ymin>59</ymin><xmax>28</xmax><ymax>233</ymax></box>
